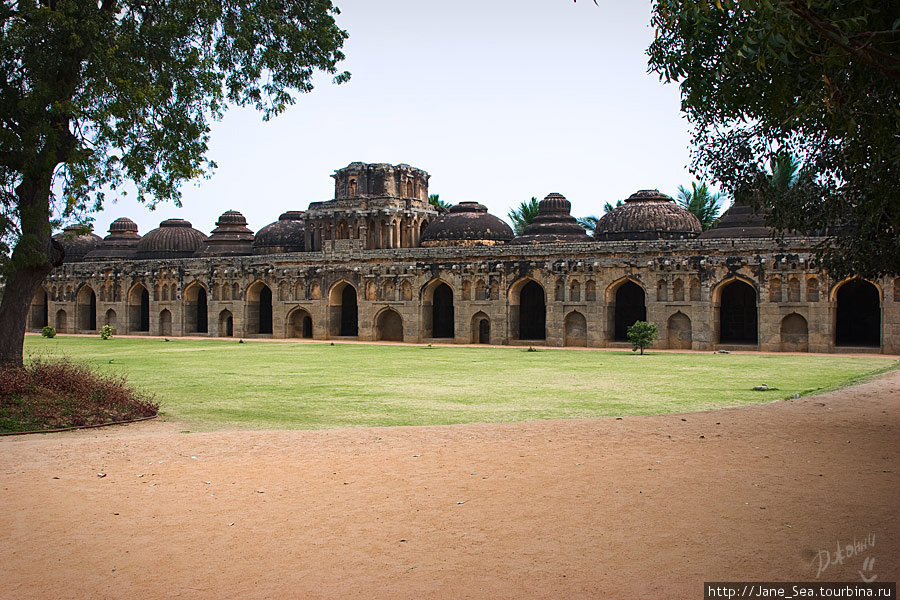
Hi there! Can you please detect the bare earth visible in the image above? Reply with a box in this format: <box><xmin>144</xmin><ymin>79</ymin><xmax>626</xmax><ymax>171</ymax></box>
<box><xmin>2</xmin><ymin>369</ymin><xmax>898</xmax><ymax>600</ymax></box>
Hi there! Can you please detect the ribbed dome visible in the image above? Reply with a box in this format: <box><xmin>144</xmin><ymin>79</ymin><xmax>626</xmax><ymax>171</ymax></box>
<box><xmin>698</xmin><ymin>198</ymin><xmax>773</xmax><ymax>238</ymax></box>
<box><xmin>420</xmin><ymin>202</ymin><xmax>513</xmax><ymax>247</ymax></box>
<box><xmin>510</xmin><ymin>193</ymin><xmax>592</xmax><ymax>244</ymax></box>
<box><xmin>53</xmin><ymin>225</ymin><xmax>103</xmax><ymax>263</ymax></box>
<box><xmin>198</xmin><ymin>210</ymin><xmax>254</xmax><ymax>256</ymax></box>
<box><xmin>594</xmin><ymin>190</ymin><xmax>701</xmax><ymax>241</ymax></box>
<box><xmin>84</xmin><ymin>218</ymin><xmax>141</xmax><ymax>262</ymax></box>
<box><xmin>135</xmin><ymin>218</ymin><xmax>207</xmax><ymax>259</ymax></box>
<box><xmin>253</xmin><ymin>211</ymin><xmax>306</xmax><ymax>254</ymax></box>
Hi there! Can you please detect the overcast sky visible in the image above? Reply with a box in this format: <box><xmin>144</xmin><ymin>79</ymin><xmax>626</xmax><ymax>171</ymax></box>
<box><xmin>88</xmin><ymin>0</ymin><xmax>704</xmax><ymax>238</ymax></box>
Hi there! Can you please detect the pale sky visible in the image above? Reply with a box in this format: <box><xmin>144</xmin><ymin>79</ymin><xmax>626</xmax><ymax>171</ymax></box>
<box><xmin>88</xmin><ymin>0</ymin><xmax>703</xmax><ymax>238</ymax></box>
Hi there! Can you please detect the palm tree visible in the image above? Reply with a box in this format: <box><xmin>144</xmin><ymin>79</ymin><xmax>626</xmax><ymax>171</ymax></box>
<box><xmin>507</xmin><ymin>197</ymin><xmax>540</xmax><ymax>236</ymax></box>
<box><xmin>576</xmin><ymin>215</ymin><xmax>600</xmax><ymax>235</ymax></box>
<box><xmin>676</xmin><ymin>182</ymin><xmax>725</xmax><ymax>231</ymax></box>
<box><xmin>769</xmin><ymin>153</ymin><xmax>801</xmax><ymax>192</ymax></box>
<box><xmin>428</xmin><ymin>194</ymin><xmax>452</xmax><ymax>212</ymax></box>
<box><xmin>603</xmin><ymin>200</ymin><xmax>624</xmax><ymax>214</ymax></box>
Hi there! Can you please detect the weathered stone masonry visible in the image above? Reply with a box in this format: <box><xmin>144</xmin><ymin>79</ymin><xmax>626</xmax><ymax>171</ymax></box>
<box><xmin>32</xmin><ymin>162</ymin><xmax>900</xmax><ymax>354</ymax></box>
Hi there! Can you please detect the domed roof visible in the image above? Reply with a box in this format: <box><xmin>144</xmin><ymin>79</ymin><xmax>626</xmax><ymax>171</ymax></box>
<box><xmin>253</xmin><ymin>211</ymin><xmax>306</xmax><ymax>254</ymax></box>
<box><xmin>594</xmin><ymin>190</ymin><xmax>701</xmax><ymax>241</ymax></box>
<box><xmin>420</xmin><ymin>202</ymin><xmax>513</xmax><ymax>247</ymax></box>
<box><xmin>510</xmin><ymin>193</ymin><xmax>593</xmax><ymax>244</ymax></box>
<box><xmin>198</xmin><ymin>210</ymin><xmax>254</xmax><ymax>256</ymax></box>
<box><xmin>52</xmin><ymin>225</ymin><xmax>103</xmax><ymax>263</ymax></box>
<box><xmin>135</xmin><ymin>218</ymin><xmax>207</xmax><ymax>259</ymax></box>
<box><xmin>84</xmin><ymin>218</ymin><xmax>141</xmax><ymax>261</ymax></box>
<box><xmin>698</xmin><ymin>198</ymin><xmax>773</xmax><ymax>238</ymax></box>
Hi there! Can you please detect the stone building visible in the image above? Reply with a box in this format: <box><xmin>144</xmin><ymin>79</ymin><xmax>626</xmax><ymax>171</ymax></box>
<box><xmin>32</xmin><ymin>162</ymin><xmax>899</xmax><ymax>354</ymax></box>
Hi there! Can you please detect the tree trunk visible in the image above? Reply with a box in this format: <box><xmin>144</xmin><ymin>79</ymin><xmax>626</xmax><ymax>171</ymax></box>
<box><xmin>0</xmin><ymin>175</ymin><xmax>63</xmax><ymax>368</ymax></box>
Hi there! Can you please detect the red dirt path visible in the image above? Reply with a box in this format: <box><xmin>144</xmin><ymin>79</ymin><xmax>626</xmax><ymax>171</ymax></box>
<box><xmin>2</xmin><ymin>369</ymin><xmax>898</xmax><ymax>599</ymax></box>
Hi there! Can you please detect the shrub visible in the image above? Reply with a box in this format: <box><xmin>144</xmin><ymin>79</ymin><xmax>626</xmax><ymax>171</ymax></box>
<box><xmin>627</xmin><ymin>321</ymin><xmax>659</xmax><ymax>355</ymax></box>
<box><xmin>0</xmin><ymin>358</ymin><xmax>158</xmax><ymax>432</ymax></box>
<box><xmin>41</xmin><ymin>326</ymin><xmax>56</xmax><ymax>338</ymax></box>
<box><xmin>100</xmin><ymin>325</ymin><xmax>113</xmax><ymax>340</ymax></box>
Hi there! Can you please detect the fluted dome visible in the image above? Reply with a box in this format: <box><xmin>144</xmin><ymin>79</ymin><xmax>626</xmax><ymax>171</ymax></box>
<box><xmin>84</xmin><ymin>218</ymin><xmax>141</xmax><ymax>262</ymax></box>
<box><xmin>510</xmin><ymin>193</ymin><xmax>592</xmax><ymax>244</ymax></box>
<box><xmin>53</xmin><ymin>225</ymin><xmax>102</xmax><ymax>263</ymax></box>
<box><xmin>135</xmin><ymin>219</ymin><xmax>207</xmax><ymax>259</ymax></box>
<box><xmin>594</xmin><ymin>190</ymin><xmax>701</xmax><ymax>241</ymax></box>
<box><xmin>420</xmin><ymin>202</ymin><xmax>513</xmax><ymax>247</ymax></box>
<box><xmin>698</xmin><ymin>198</ymin><xmax>773</xmax><ymax>238</ymax></box>
<box><xmin>253</xmin><ymin>211</ymin><xmax>306</xmax><ymax>254</ymax></box>
<box><xmin>198</xmin><ymin>210</ymin><xmax>254</xmax><ymax>256</ymax></box>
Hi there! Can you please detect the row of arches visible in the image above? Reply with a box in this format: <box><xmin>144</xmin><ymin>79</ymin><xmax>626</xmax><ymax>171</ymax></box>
<box><xmin>34</xmin><ymin>276</ymin><xmax>884</xmax><ymax>347</ymax></box>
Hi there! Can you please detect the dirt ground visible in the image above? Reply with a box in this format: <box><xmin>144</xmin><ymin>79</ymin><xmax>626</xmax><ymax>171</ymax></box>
<box><xmin>1</xmin><ymin>368</ymin><xmax>898</xmax><ymax>600</ymax></box>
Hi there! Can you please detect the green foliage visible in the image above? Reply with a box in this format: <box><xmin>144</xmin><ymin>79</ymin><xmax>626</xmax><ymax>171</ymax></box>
<box><xmin>41</xmin><ymin>326</ymin><xmax>56</xmax><ymax>338</ymax></box>
<box><xmin>648</xmin><ymin>0</ymin><xmax>900</xmax><ymax>278</ymax></box>
<box><xmin>507</xmin><ymin>197</ymin><xmax>540</xmax><ymax>236</ymax></box>
<box><xmin>428</xmin><ymin>194</ymin><xmax>452</xmax><ymax>212</ymax></box>
<box><xmin>603</xmin><ymin>200</ymin><xmax>624</xmax><ymax>214</ymax></box>
<box><xmin>0</xmin><ymin>0</ymin><xmax>349</xmax><ymax>271</ymax></box>
<box><xmin>100</xmin><ymin>325</ymin><xmax>113</xmax><ymax>340</ymax></box>
<box><xmin>576</xmin><ymin>215</ymin><xmax>599</xmax><ymax>235</ymax></box>
<box><xmin>626</xmin><ymin>321</ymin><xmax>658</xmax><ymax>355</ymax></box>
<box><xmin>676</xmin><ymin>182</ymin><xmax>725</xmax><ymax>231</ymax></box>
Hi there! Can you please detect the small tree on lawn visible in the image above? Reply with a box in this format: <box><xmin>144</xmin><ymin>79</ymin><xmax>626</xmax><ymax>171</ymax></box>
<box><xmin>627</xmin><ymin>321</ymin><xmax>658</xmax><ymax>355</ymax></box>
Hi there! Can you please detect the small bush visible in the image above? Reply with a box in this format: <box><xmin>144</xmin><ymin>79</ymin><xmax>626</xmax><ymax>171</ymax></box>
<box><xmin>100</xmin><ymin>325</ymin><xmax>113</xmax><ymax>340</ymax></box>
<box><xmin>0</xmin><ymin>358</ymin><xmax>158</xmax><ymax>432</ymax></box>
<box><xmin>41</xmin><ymin>326</ymin><xmax>56</xmax><ymax>338</ymax></box>
<box><xmin>627</xmin><ymin>321</ymin><xmax>659</xmax><ymax>355</ymax></box>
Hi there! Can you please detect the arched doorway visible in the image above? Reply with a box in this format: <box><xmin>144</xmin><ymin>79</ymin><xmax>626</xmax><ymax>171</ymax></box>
<box><xmin>159</xmin><ymin>309</ymin><xmax>172</xmax><ymax>336</ymax></box>
<box><xmin>781</xmin><ymin>313</ymin><xmax>809</xmax><ymax>352</ymax></box>
<box><xmin>426</xmin><ymin>282</ymin><xmax>456</xmax><ymax>338</ymax></box>
<box><xmin>219</xmin><ymin>310</ymin><xmax>234</xmax><ymax>337</ymax></box>
<box><xmin>564</xmin><ymin>311</ymin><xmax>587</xmax><ymax>347</ymax></box>
<box><xmin>30</xmin><ymin>288</ymin><xmax>49</xmax><ymax>330</ymax></box>
<box><xmin>375</xmin><ymin>309</ymin><xmax>404</xmax><ymax>341</ymax></box>
<box><xmin>289</xmin><ymin>309</ymin><xmax>313</xmax><ymax>339</ymax></box>
<box><xmin>76</xmin><ymin>286</ymin><xmax>97</xmax><ymax>331</ymax></box>
<box><xmin>613</xmin><ymin>281</ymin><xmax>646</xmax><ymax>341</ymax></box>
<box><xmin>519</xmin><ymin>280</ymin><xmax>546</xmax><ymax>340</ymax></box>
<box><xmin>329</xmin><ymin>282</ymin><xmax>358</xmax><ymax>337</ymax></box>
<box><xmin>835</xmin><ymin>280</ymin><xmax>880</xmax><ymax>347</ymax></box>
<box><xmin>719</xmin><ymin>280</ymin><xmax>758</xmax><ymax>344</ymax></box>
<box><xmin>55</xmin><ymin>309</ymin><xmax>68</xmax><ymax>333</ymax></box>
<box><xmin>184</xmin><ymin>284</ymin><xmax>208</xmax><ymax>334</ymax></box>
<box><xmin>667</xmin><ymin>312</ymin><xmax>692</xmax><ymax>349</ymax></box>
<box><xmin>247</xmin><ymin>282</ymin><xmax>273</xmax><ymax>335</ymax></box>
<box><xmin>129</xmin><ymin>284</ymin><xmax>150</xmax><ymax>332</ymax></box>
<box><xmin>471</xmin><ymin>312</ymin><xmax>490</xmax><ymax>344</ymax></box>
<box><xmin>105</xmin><ymin>309</ymin><xmax>117</xmax><ymax>332</ymax></box>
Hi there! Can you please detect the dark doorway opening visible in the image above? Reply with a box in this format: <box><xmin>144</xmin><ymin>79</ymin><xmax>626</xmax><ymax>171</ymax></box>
<box><xmin>340</xmin><ymin>285</ymin><xmax>358</xmax><ymax>336</ymax></box>
<box><xmin>519</xmin><ymin>281</ymin><xmax>546</xmax><ymax>340</ymax></box>
<box><xmin>719</xmin><ymin>281</ymin><xmax>757</xmax><ymax>343</ymax></box>
<box><xmin>140</xmin><ymin>289</ymin><xmax>150</xmax><ymax>332</ymax></box>
<box><xmin>835</xmin><ymin>280</ymin><xmax>880</xmax><ymax>346</ymax></box>
<box><xmin>479</xmin><ymin>319</ymin><xmax>490</xmax><ymax>344</ymax></box>
<box><xmin>432</xmin><ymin>283</ymin><xmax>454</xmax><ymax>338</ymax></box>
<box><xmin>302</xmin><ymin>315</ymin><xmax>313</xmax><ymax>338</ymax></box>
<box><xmin>196</xmin><ymin>287</ymin><xmax>208</xmax><ymax>333</ymax></box>
<box><xmin>88</xmin><ymin>290</ymin><xmax>97</xmax><ymax>330</ymax></box>
<box><xmin>259</xmin><ymin>286</ymin><xmax>273</xmax><ymax>334</ymax></box>
<box><xmin>614</xmin><ymin>281</ymin><xmax>646</xmax><ymax>341</ymax></box>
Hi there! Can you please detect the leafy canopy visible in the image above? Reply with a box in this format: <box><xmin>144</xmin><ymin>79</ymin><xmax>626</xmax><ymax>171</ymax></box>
<box><xmin>676</xmin><ymin>181</ymin><xmax>725</xmax><ymax>231</ymax></box>
<box><xmin>507</xmin><ymin>197</ymin><xmax>540</xmax><ymax>236</ymax></box>
<box><xmin>648</xmin><ymin>0</ymin><xmax>900</xmax><ymax>278</ymax></box>
<box><xmin>627</xmin><ymin>321</ymin><xmax>659</xmax><ymax>355</ymax></box>
<box><xmin>0</xmin><ymin>0</ymin><xmax>350</xmax><ymax>245</ymax></box>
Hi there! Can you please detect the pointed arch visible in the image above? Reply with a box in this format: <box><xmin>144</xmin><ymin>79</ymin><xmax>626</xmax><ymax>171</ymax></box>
<box><xmin>128</xmin><ymin>283</ymin><xmax>150</xmax><ymax>332</ymax></box>
<box><xmin>184</xmin><ymin>282</ymin><xmax>208</xmax><ymax>334</ymax></box>
<box><xmin>714</xmin><ymin>277</ymin><xmax>758</xmax><ymax>344</ymax></box>
<box><xmin>780</xmin><ymin>313</ymin><xmax>809</xmax><ymax>351</ymax></box>
<box><xmin>159</xmin><ymin>309</ymin><xmax>173</xmax><ymax>336</ymax></box>
<box><xmin>569</xmin><ymin>279</ymin><xmax>581</xmax><ymax>302</ymax></box>
<box><xmin>55</xmin><ymin>309</ymin><xmax>68</xmax><ymax>333</ymax></box>
<box><xmin>471</xmin><ymin>311</ymin><xmax>491</xmax><ymax>344</ymax></box>
<box><xmin>400</xmin><ymin>279</ymin><xmax>412</xmax><ymax>301</ymax></box>
<box><xmin>105</xmin><ymin>309</ymin><xmax>117</xmax><ymax>332</ymax></box>
<box><xmin>672</xmin><ymin>278</ymin><xmax>684</xmax><ymax>302</ymax></box>
<box><xmin>218</xmin><ymin>309</ymin><xmax>234</xmax><ymax>337</ymax></box>
<box><xmin>328</xmin><ymin>280</ymin><xmax>358</xmax><ymax>337</ymax></box>
<box><xmin>381</xmin><ymin>279</ymin><xmax>395</xmax><ymax>301</ymax></box>
<box><xmin>30</xmin><ymin>287</ymin><xmax>49</xmax><ymax>330</ymax></box>
<box><xmin>606</xmin><ymin>278</ymin><xmax>646</xmax><ymax>341</ymax></box>
<box><xmin>288</xmin><ymin>307</ymin><xmax>313</xmax><ymax>339</ymax></box>
<box><xmin>509</xmin><ymin>277</ymin><xmax>546</xmax><ymax>341</ymax></box>
<box><xmin>564</xmin><ymin>310</ymin><xmax>587</xmax><ymax>347</ymax></box>
<box><xmin>422</xmin><ymin>279</ymin><xmax>455</xmax><ymax>339</ymax></box>
<box><xmin>834</xmin><ymin>278</ymin><xmax>880</xmax><ymax>347</ymax></box>
<box><xmin>246</xmin><ymin>280</ymin><xmax>273</xmax><ymax>335</ymax></box>
<box><xmin>667</xmin><ymin>311</ymin><xmax>692</xmax><ymax>349</ymax></box>
<box><xmin>76</xmin><ymin>284</ymin><xmax>97</xmax><ymax>331</ymax></box>
<box><xmin>375</xmin><ymin>308</ymin><xmax>404</xmax><ymax>341</ymax></box>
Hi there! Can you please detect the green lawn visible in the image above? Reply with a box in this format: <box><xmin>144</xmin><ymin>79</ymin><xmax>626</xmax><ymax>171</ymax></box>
<box><xmin>23</xmin><ymin>335</ymin><xmax>897</xmax><ymax>430</ymax></box>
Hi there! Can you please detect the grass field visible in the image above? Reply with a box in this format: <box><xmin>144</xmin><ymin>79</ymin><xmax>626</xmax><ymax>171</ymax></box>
<box><xmin>22</xmin><ymin>335</ymin><xmax>897</xmax><ymax>430</ymax></box>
